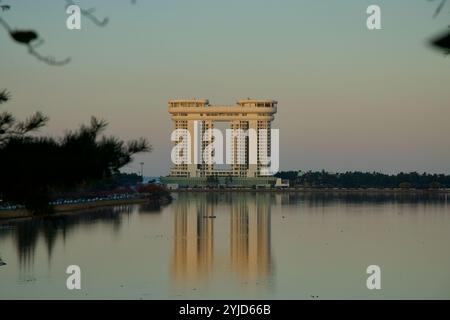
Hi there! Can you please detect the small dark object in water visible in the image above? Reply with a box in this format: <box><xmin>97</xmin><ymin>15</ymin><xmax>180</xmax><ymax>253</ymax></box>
<box><xmin>0</xmin><ymin>261</ymin><xmax>6</xmax><ymax>267</ymax></box>
<box><xmin>203</xmin><ymin>215</ymin><xmax>216</xmax><ymax>219</ymax></box>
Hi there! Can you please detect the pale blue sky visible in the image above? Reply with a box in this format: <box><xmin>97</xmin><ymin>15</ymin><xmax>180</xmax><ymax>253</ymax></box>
<box><xmin>1</xmin><ymin>0</ymin><xmax>450</xmax><ymax>175</ymax></box>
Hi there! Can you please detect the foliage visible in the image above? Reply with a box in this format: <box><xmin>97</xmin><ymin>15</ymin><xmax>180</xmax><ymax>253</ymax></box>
<box><xmin>0</xmin><ymin>90</ymin><xmax>49</xmax><ymax>147</ymax></box>
<box><xmin>87</xmin><ymin>173</ymin><xmax>143</xmax><ymax>192</ymax></box>
<box><xmin>0</xmin><ymin>89</ymin><xmax>150</xmax><ymax>213</ymax></box>
<box><xmin>275</xmin><ymin>170</ymin><xmax>450</xmax><ymax>189</ymax></box>
<box><xmin>137</xmin><ymin>184</ymin><xmax>171</xmax><ymax>199</ymax></box>
<box><xmin>206</xmin><ymin>175</ymin><xmax>219</xmax><ymax>186</ymax></box>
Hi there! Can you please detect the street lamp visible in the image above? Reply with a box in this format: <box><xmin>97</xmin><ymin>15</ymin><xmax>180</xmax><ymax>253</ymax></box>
<box><xmin>140</xmin><ymin>162</ymin><xmax>144</xmax><ymax>178</ymax></box>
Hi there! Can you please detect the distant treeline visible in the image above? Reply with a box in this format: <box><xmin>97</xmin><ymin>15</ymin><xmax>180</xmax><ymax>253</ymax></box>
<box><xmin>275</xmin><ymin>171</ymin><xmax>450</xmax><ymax>189</ymax></box>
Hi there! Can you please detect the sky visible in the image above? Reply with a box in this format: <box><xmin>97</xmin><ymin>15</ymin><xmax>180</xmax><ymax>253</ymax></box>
<box><xmin>1</xmin><ymin>0</ymin><xmax>450</xmax><ymax>176</ymax></box>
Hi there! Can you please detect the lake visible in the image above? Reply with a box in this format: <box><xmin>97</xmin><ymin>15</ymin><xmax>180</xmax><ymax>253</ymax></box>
<box><xmin>1</xmin><ymin>192</ymin><xmax>450</xmax><ymax>299</ymax></box>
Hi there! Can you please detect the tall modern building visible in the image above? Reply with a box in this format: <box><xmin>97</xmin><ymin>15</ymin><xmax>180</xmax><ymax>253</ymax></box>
<box><xmin>162</xmin><ymin>99</ymin><xmax>278</xmax><ymax>187</ymax></box>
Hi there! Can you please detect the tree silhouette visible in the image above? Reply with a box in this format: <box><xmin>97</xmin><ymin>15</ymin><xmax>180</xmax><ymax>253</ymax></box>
<box><xmin>0</xmin><ymin>91</ymin><xmax>150</xmax><ymax>213</ymax></box>
<box><xmin>0</xmin><ymin>1</ymin><xmax>151</xmax><ymax>214</ymax></box>
<box><xmin>275</xmin><ymin>170</ymin><xmax>450</xmax><ymax>189</ymax></box>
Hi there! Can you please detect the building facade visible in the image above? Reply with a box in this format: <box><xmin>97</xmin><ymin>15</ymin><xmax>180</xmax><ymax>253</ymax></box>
<box><xmin>163</xmin><ymin>99</ymin><xmax>277</xmax><ymax>187</ymax></box>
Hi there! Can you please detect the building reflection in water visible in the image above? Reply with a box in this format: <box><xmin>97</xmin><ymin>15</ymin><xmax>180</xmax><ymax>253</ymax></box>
<box><xmin>172</xmin><ymin>193</ymin><xmax>273</xmax><ymax>289</ymax></box>
<box><xmin>230</xmin><ymin>193</ymin><xmax>271</xmax><ymax>281</ymax></box>
<box><xmin>172</xmin><ymin>194</ymin><xmax>215</xmax><ymax>283</ymax></box>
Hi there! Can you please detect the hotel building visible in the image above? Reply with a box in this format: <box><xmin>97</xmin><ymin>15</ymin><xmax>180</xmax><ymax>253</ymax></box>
<box><xmin>162</xmin><ymin>99</ymin><xmax>278</xmax><ymax>188</ymax></box>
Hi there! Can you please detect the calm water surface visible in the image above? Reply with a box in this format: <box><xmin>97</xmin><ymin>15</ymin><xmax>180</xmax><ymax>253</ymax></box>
<box><xmin>1</xmin><ymin>192</ymin><xmax>450</xmax><ymax>299</ymax></box>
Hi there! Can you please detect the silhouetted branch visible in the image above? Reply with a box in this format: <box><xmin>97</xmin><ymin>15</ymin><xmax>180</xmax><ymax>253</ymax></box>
<box><xmin>84</xmin><ymin>116</ymin><xmax>108</xmax><ymax>137</ymax></box>
<box><xmin>0</xmin><ymin>112</ymin><xmax>15</xmax><ymax>136</ymax></box>
<box><xmin>27</xmin><ymin>45</ymin><xmax>71</xmax><ymax>66</ymax></box>
<box><xmin>15</xmin><ymin>112</ymin><xmax>49</xmax><ymax>134</ymax></box>
<box><xmin>0</xmin><ymin>89</ymin><xmax>11</xmax><ymax>104</ymax></box>
<box><xmin>0</xmin><ymin>112</ymin><xmax>49</xmax><ymax>146</ymax></box>
<box><xmin>0</xmin><ymin>16</ymin><xmax>71</xmax><ymax>66</ymax></box>
<box><xmin>1</xmin><ymin>1</ymin><xmax>137</xmax><ymax>65</ymax></box>
<box><xmin>0</xmin><ymin>111</ymin><xmax>14</xmax><ymax>126</ymax></box>
<box><xmin>427</xmin><ymin>0</ymin><xmax>450</xmax><ymax>54</ymax></box>
<box><xmin>430</xmin><ymin>30</ymin><xmax>450</xmax><ymax>54</ymax></box>
<box><xmin>127</xmin><ymin>138</ymin><xmax>151</xmax><ymax>154</ymax></box>
<box><xmin>65</xmin><ymin>0</ymin><xmax>109</xmax><ymax>27</ymax></box>
<box><xmin>0</xmin><ymin>90</ymin><xmax>49</xmax><ymax>144</ymax></box>
<box><xmin>430</xmin><ymin>0</ymin><xmax>448</xmax><ymax>18</ymax></box>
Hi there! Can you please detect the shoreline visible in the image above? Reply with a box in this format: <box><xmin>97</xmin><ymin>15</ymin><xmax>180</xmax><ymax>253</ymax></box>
<box><xmin>1</xmin><ymin>188</ymin><xmax>448</xmax><ymax>221</ymax></box>
<box><xmin>173</xmin><ymin>187</ymin><xmax>450</xmax><ymax>194</ymax></box>
<box><xmin>0</xmin><ymin>197</ymin><xmax>148</xmax><ymax>221</ymax></box>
